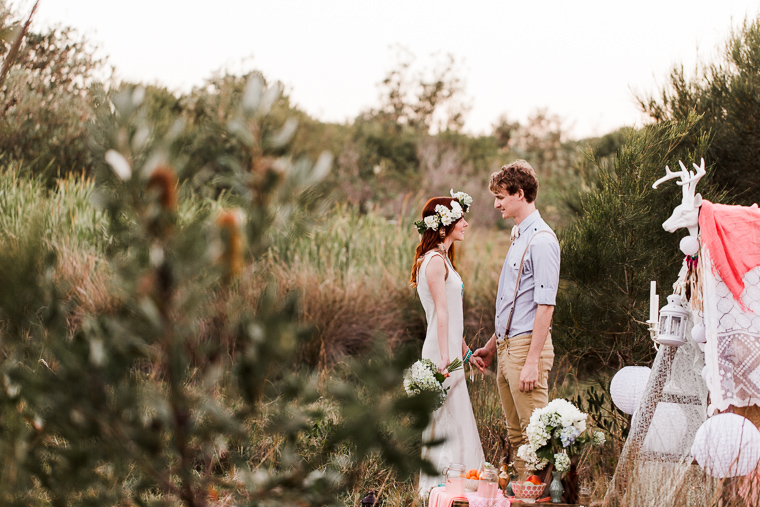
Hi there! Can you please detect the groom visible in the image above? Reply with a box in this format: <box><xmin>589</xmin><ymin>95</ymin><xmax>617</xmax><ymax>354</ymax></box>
<box><xmin>473</xmin><ymin>160</ymin><xmax>560</xmax><ymax>477</ymax></box>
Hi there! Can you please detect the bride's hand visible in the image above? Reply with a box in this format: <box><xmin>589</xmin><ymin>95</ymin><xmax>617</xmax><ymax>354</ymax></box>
<box><xmin>470</xmin><ymin>355</ymin><xmax>486</xmax><ymax>371</ymax></box>
<box><xmin>438</xmin><ymin>358</ymin><xmax>450</xmax><ymax>375</ymax></box>
<box><xmin>472</xmin><ymin>347</ymin><xmax>493</xmax><ymax>372</ymax></box>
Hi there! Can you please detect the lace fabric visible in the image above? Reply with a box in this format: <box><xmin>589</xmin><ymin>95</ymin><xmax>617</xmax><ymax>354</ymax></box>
<box><xmin>702</xmin><ymin>248</ymin><xmax>760</xmax><ymax>415</ymax></box>
<box><xmin>604</xmin><ymin>261</ymin><xmax>712</xmax><ymax>506</ymax></box>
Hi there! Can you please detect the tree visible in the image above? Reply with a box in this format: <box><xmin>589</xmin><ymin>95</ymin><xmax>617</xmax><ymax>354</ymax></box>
<box><xmin>373</xmin><ymin>47</ymin><xmax>470</xmax><ymax>134</ymax></box>
<box><xmin>335</xmin><ymin>49</ymin><xmax>473</xmax><ymax>209</ymax></box>
<box><xmin>557</xmin><ymin>16</ymin><xmax>760</xmax><ymax>372</ymax></box>
<box><xmin>0</xmin><ymin>1</ymin><xmax>105</xmax><ymax>181</ymax></box>
<box><xmin>638</xmin><ymin>16</ymin><xmax>760</xmax><ymax>205</ymax></box>
<box><xmin>553</xmin><ymin>116</ymin><xmax>723</xmax><ymax>370</ymax></box>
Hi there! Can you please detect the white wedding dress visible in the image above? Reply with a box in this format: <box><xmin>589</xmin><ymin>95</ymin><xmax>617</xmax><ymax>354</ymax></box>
<box><xmin>417</xmin><ymin>252</ymin><xmax>485</xmax><ymax>498</ymax></box>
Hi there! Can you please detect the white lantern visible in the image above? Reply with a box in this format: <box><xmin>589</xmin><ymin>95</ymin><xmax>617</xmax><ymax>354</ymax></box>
<box><xmin>610</xmin><ymin>366</ymin><xmax>651</xmax><ymax>415</ymax></box>
<box><xmin>691</xmin><ymin>413</ymin><xmax>760</xmax><ymax>478</ymax></box>
<box><xmin>656</xmin><ymin>294</ymin><xmax>690</xmax><ymax>347</ymax></box>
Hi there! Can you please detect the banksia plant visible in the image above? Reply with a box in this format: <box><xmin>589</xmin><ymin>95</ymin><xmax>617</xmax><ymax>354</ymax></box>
<box><xmin>214</xmin><ymin>208</ymin><xmax>245</xmax><ymax>283</ymax></box>
<box><xmin>0</xmin><ymin>74</ymin><xmax>431</xmax><ymax>506</ymax></box>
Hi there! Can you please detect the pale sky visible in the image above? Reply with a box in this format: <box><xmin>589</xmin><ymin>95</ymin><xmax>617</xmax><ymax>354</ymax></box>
<box><xmin>25</xmin><ymin>0</ymin><xmax>760</xmax><ymax>139</ymax></box>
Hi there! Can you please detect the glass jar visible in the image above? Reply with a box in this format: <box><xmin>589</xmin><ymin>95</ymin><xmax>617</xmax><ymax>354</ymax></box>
<box><xmin>477</xmin><ymin>463</ymin><xmax>499</xmax><ymax>498</ymax></box>
<box><xmin>498</xmin><ymin>469</ymin><xmax>509</xmax><ymax>492</ymax></box>
<box><xmin>578</xmin><ymin>486</ymin><xmax>592</xmax><ymax>506</ymax></box>
<box><xmin>444</xmin><ymin>463</ymin><xmax>465</xmax><ymax>495</ymax></box>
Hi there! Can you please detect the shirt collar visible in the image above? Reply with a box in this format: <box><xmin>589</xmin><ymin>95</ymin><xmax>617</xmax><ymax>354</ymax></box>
<box><xmin>517</xmin><ymin>209</ymin><xmax>541</xmax><ymax>236</ymax></box>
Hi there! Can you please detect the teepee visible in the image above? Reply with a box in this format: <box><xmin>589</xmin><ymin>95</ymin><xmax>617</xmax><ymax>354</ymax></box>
<box><xmin>604</xmin><ymin>160</ymin><xmax>760</xmax><ymax>506</ymax></box>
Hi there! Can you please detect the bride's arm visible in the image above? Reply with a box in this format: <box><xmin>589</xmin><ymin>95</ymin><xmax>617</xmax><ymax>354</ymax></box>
<box><xmin>426</xmin><ymin>255</ymin><xmax>450</xmax><ymax>373</ymax></box>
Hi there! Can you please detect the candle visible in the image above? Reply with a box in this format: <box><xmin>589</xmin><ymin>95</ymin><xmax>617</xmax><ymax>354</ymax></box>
<box><xmin>649</xmin><ymin>281</ymin><xmax>657</xmax><ymax>323</ymax></box>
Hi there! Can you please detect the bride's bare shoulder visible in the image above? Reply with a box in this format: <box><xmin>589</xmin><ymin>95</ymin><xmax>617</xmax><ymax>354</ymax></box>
<box><xmin>423</xmin><ymin>251</ymin><xmax>448</xmax><ymax>280</ymax></box>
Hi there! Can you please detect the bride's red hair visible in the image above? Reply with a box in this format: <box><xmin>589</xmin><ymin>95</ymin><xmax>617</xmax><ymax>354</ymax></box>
<box><xmin>409</xmin><ymin>197</ymin><xmax>461</xmax><ymax>288</ymax></box>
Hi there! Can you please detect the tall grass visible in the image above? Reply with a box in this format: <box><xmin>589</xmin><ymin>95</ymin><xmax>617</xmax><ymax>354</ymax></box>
<box><xmin>0</xmin><ymin>166</ymin><xmax>106</xmax><ymax>249</ymax></box>
<box><xmin>0</xmin><ymin>169</ymin><xmax>628</xmax><ymax>505</ymax></box>
<box><xmin>266</xmin><ymin>201</ymin><xmax>509</xmax><ymax>366</ymax></box>
<box><xmin>0</xmin><ymin>168</ymin><xmax>509</xmax><ymax>365</ymax></box>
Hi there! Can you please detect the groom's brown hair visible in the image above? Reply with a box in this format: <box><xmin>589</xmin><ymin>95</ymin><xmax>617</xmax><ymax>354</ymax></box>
<box><xmin>489</xmin><ymin>159</ymin><xmax>539</xmax><ymax>203</ymax></box>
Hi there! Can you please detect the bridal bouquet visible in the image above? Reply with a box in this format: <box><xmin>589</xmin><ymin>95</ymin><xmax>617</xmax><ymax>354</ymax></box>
<box><xmin>403</xmin><ymin>358</ymin><xmax>463</xmax><ymax>410</ymax></box>
<box><xmin>517</xmin><ymin>398</ymin><xmax>606</xmax><ymax>472</ymax></box>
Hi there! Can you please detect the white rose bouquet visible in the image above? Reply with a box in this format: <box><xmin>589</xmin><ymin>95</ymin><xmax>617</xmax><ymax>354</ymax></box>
<box><xmin>403</xmin><ymin>358</ymin><xmax>463</xmax><ymax>410</ymax></box>
<box><xmin>517</xmin><ymin>398</ymin><xmax>606</xmax><ymax>472</ymax></box>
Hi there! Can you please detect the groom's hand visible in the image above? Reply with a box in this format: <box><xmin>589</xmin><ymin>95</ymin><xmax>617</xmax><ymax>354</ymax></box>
<box><xmin>471</xmin><ymin>347</ymin><xmax>493</xmax><ymax>372</ymax></box>
<box><xmin>519</xmin><ymin>362</ymin><xmax>539</xmax><ymax>392</ymax></box>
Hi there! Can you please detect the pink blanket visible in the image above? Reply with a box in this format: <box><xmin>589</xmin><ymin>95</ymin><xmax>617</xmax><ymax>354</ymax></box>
<box><xmin>699</xmin><ymin>200</ymin><xmax>760</xmax><ymax>308</ymax></box>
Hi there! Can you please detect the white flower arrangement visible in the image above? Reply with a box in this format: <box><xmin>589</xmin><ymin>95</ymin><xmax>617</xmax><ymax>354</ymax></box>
<box><xmin>517</xmin><ymin>398</ymin><xmax>607</xmax><ymax>472</ymax></box>
<box><xmin>414</xmin><ymin>190</ymin><xmax>472</xmax><ymax>234</ymax></box>
<box><xmin>402</xmin><ymin>358</ymin><xmax>462</xmax><ymax>410</ymax></box>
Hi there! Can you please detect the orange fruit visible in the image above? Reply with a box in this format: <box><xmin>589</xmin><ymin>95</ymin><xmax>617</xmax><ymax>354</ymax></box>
<box><xmin>527</xmin><ymin>475</ymin><xmax>542</xmax><ymax>485</ymax></box>
<box><xmin>468</xmin><ymin>469</ymin><xmax>478</xmax><ymax>477</ymax></box>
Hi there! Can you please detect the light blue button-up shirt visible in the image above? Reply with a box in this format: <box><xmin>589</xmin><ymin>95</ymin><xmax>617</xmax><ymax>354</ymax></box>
<box><xmin>495</xmin><ymin>210</ymin><xmax>560</xmax><ymax>340</ymax></box>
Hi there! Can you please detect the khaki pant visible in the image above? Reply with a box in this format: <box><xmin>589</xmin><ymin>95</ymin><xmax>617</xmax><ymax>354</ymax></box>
<box><xmin>496</xmin><ymin>333</ymin><xmax>554</xmax><ymax>477</ymax></box>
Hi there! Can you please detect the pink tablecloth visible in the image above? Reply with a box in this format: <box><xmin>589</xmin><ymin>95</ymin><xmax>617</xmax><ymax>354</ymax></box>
<box><xmin>428</xmin><ymin>486</ymin><xmax>511</xmax><ymax>507</ymax></box>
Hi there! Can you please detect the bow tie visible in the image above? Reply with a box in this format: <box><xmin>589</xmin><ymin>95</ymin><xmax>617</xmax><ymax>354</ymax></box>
<box><xmin>510</xmin><ymin>225</ymin><xmax>520</xmax><ymax>241</ymax></box>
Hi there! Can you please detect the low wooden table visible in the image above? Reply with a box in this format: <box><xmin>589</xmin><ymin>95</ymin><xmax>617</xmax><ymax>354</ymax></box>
<box><xmin>510</xmin><ymin>503</ymin><xmax>582</xmax><ymax>507</ymax></box>
<box><xmin>428</xmin><ymin>486</ymin><xmax>511</xmax><ymax>507</ymax></box>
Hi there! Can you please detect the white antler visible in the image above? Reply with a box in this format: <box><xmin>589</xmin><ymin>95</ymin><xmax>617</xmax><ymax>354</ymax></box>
<box><xmin>675</xmin><ymin>158</ymin><xmax>706</xmax><ymax>189</ymax></box>
<box><xmin>652</xmin><ymin>164</ymin><xmax>685</xmax><ymax>189</ymax></box>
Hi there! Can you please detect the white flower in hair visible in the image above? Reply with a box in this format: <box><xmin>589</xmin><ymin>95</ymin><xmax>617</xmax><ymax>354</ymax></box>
<box><xmin>450</xmin><ymin>189</ymin><xmax>473</xmax><ymax>209</ymax></box>
<box><xmin>424</xmin><ymin>215</ymin><xmax>440</xmax><ymax>231</ymax></box>
<box><xmin>414</xmin><ymin>191</ymin><xmax>473</xmax><ymax>233</ymax></box>
<box><xmin>436</xmin><ymin>204</ymin><xmax>454</xmax><ymax>226</ymax></box>
<box><xmin>450</xmin><ymin>200</ymin><xmax>463</xmax><ymax>218</ymax></box>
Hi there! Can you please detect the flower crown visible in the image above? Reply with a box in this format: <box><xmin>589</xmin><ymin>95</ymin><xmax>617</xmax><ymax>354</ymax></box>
<box><xmin>414</xmin><ymin>189</ymin><xmax>473</xmax><ymax>234</ymax></box>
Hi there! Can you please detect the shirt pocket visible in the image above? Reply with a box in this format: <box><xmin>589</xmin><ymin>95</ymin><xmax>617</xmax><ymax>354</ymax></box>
<box><xmin>513</xmin><ymin>255</ymin><xmax>532</xmax><ymax>276</ymax></box>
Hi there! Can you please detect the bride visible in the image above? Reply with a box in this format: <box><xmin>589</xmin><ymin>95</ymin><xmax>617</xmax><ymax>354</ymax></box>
<box><xmin>410</xmin><ymin>191</ymin><xmax>485</xmax><ymax>498</ymax></box>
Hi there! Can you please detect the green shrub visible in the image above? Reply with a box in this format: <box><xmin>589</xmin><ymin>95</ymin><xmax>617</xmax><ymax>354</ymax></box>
<box><xmin>0</xmin><ymin>77</ymin><xmax>434</xmax><ymax>506</ymax></box>
<box><xmin>553</xmin><ymin>117</ymin><xmax>722</xmax><ymax>370</ymax></box>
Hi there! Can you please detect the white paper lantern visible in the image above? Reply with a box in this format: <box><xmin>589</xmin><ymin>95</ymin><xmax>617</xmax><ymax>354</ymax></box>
<box><xmin>642</xmin><ymin>402</ymin><xmax>690</xmax><ymax>455</ymax></box>
<box><xmin>610</xmin><ymin>366</ymin><xmax>651</xmax><ymax>415</ymax></box>
<box><xmin>691</xmin><ymin>413</ymin><xmax>760</xmax><ymax>478</ymax></box>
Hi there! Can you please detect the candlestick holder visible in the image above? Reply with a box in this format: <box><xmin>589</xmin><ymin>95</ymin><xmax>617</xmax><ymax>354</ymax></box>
<box><xmin>646</xmin><ymin>319</ymin><xmax>659</xmax><ymax>342</ymax></box>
